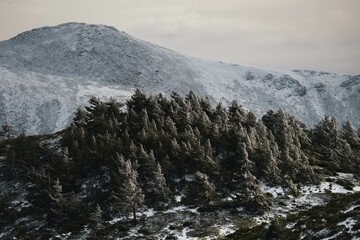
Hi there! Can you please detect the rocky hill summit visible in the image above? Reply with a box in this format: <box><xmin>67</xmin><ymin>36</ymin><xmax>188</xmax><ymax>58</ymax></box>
<box><xmin>0</xmin><ymin>22</ymin><xmax>359</xmax><ymax>135</ymax></box>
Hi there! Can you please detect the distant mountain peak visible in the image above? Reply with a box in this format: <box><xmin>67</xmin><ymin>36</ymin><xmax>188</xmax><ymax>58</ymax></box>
<box><xmin>0</xmin><ymin>23</ymin><xmax>359</xmax><ymax>135</ymax></box>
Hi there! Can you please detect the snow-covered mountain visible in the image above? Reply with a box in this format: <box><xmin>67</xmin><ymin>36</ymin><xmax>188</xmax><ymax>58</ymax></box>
<box><xmin>0</xmin><ymin>22</ymin><xmax>359</xmax><ymax>135</ymax></box>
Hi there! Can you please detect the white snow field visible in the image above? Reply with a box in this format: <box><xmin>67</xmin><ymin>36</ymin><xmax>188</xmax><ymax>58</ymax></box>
<box><xmin>0</xmin><ymin>22</ymin><xmax>359</xmax><ymax>135</ymax></box>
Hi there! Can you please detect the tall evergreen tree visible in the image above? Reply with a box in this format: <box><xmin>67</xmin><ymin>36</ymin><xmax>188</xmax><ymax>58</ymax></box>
<box><xmin>110</xmin><ymin>154</ymin><xmax>144</xmax><ymax>224</ymax></box>
<box><xmin>313</xmin><ymin>115</ymin><xmax>340</xmax><ymax>148</ymax></box>
<box><xmin>62</xmin><ymin>147</ymin><xmax>72</xmax><ymax>179</ymax></box>
<box><xmin>342</xmin><ymin>120</ymin><xmax>360</xmax><ymax>149</ymax></box>
<box><xmin>0</xmin><ymin>122</ymin><xmax>15</xmax><ymax>140</ymax></box>
<box><xmin>90</xmin><ymin>204</ymin><xmax>103</xmax><ymax>229</ymax></box>
<box><xmin>48</xmin><ymin>178</ymin><xmax>64</xmax><ymax>221</ymax></box>
<box><xmin>147</xmin><ymin>162</ymin><xmax>170</xmax><ymax>202</ymax></box>
<box><xmin>185</xmin><ymin>171</ymin><xmax>215</xmax><ymax>205</ymax></box>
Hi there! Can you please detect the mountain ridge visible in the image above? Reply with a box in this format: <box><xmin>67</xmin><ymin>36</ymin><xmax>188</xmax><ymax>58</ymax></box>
<box><xmin>0</xmin><ymin>22</ymin><xmax>359</xmax><ymax>135</ymax></box>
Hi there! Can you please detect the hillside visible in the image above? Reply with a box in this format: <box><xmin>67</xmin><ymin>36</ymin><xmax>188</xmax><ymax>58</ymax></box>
<box><xmin>1</xmin><ymin>91</ymin><xmax>360</xmax><ymax>239</ymax></box>
<box><xmin>0</xmin><ymin>22</ymin><xmax>359</xmax><ymax>135</ymax></box>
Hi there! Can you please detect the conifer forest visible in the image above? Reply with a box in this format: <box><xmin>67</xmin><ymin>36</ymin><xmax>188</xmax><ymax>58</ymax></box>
<box><xmin>1</xmin><ymin>90</ymin><xmax>360</xmax><ymax>239</ymax></box>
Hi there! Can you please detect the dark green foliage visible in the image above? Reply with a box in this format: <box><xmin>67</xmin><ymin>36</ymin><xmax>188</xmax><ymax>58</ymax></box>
<box><xmin>313</xmin><ymin>115</ymin><xmax>340</xmax><ymax>148</ymax></box>
<box><xmin>342</xmin><ymin>120</ymin><xmax>360</xmax><ymax>176</ymax></box>
<box><xmin>342</xmin><ymin>120</ymin><xmax>360</xmax><ymax>149</ymax></box>
<box><xmin>224</xmin><ymin>223</ymin><xmax>268</xmax><ymax>240</ymax></box>
<box><xmin>48</xmin><ymin>178</ymin><xmax>64</xmax><ymax>222</ymax></box>
<box><xmin>227</xmin><ymin>192</ymin><xmax>360</xmax><ymax>240</ymax></box>
<box><xmin>0</xmin><ymin>122</ymin><xmax>15</xmax><ymax>140</ymax></box>
<box><xmin>90</xmin><ymin>204</ymin><xmax>103</xmax><ymax>229</ymax></box>
<box><xmin>184</xmin><ymin>171</ymin><xmax>215</xmax><ymax>205</ymax></box>
<box><xmin>142</xmin><ymin>151</ymin><xmax>170</xmax><ymax>202</ymax></box>
<box><xmin>265</xmin><ymin>218</ymin><xmax>284</xmax><ymax>240</ymax></box>
<box><xmin>1</xmin><ymin>89</ymin><xmax>359</xmax><ymax>239</ymax></box>
<box><xmin>335</xmin><ymin>178</ymin><xmax>355</xmax><ymax>190</ymax></box>
<box><xmin>110</xmin><ymin>153</ymin><xmax>144</xmax><ymax>224</ymax></box>
<box><xmin>311</xmin><ymin>115</ymin><xmax>358</xmax><ymax>173</ymax></box>
<box><xmin>232</xmin><ymin>169</ymin><xmax>272</xmax><ymax>212</ymax></box>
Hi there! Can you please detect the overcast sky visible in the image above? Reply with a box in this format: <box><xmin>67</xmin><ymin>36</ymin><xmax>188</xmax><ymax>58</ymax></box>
<box><xmin>0</xmin><ymin>0</ymin><xmax>359</xmax><ymax>75</ymax></box>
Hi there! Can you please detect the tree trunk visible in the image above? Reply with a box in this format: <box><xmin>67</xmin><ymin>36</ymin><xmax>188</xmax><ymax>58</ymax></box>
<box><xmin>132</xmin><ymin>194</ymin><xmax>137</xmax><ymax>225</ymax></box>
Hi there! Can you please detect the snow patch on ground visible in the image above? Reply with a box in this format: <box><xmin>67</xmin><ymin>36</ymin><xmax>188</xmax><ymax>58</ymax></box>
<box><xmin>261</xmin><ymin>184</ymin><xmax>285</xmax><ymax>197</ymax></box>
<box><xmin>338</xmin><ymin>218</ymin><xmax>359</xmax><ymax>234</ymax></box>
<box><xmin>342</xmin><ymin>204</ymin><xmax>360</xmax><ymax>214</ymax></box>
<box><xmin>322</xmin><ymin>231</ymin><xmax>343</xmax><ymax>240</ymax></box>
<box><xmin>184</xmin><ymin>174</ymin><xmax>193</xmax><ymax>182</ymax></box>
<box><xmin>125</xmin><ymin>226</ymin><xmax>143</xmax><ymax>239</ymax></box>
<box><xmin>142</xmin><ymin>208</ymin><xmax>155</xmax><ymax>217</ymax></box>
<box><xmin>171</xmin><ymin>227</ymin><xmax>191</xmax><ymax>240</ymax></box>
<box><xmin>76</xmin><ymin>82</ymin><xmax>133</xmax><ymax>103</ymax></box>
<box><xmin>79</xmin><ymin>225</ymin><xmax>91</xmax><ymax>240</ymax></box>
<box><xmin>175</xmin><ymin>195</ymin><xmax>182</xmax><ymax>202</ymax></box>
<box><xmin>52</xmin><ymin>232</ymin><xmax>72</xmax><ymax>240</ymax></box>
<box><xmin>285</xmin><ymin>222</ymin><xmax>296</xmax><ymax>229</ymax></box>
<box><xmin>108</xmin><ymin>216</ymin><xmax>126</xmax><ymax>225</ymax></box>
<box><xmin>218</xmin><ymin>223</ymin><xmax>236</xmax><ymax>236</ymax></box>
<box><xmin>319</xmin><ymin>182</ymin><xmax>353</xmax><ymax>194</ymax></box>
<box><xmin>256</xmin><ymin>173</ymin><xmax>360</xmax><ymax>225</ymax></box>
<box><xmin>164</xmin><ymin>205</ymin><xmax>187</xmax><ymax>213</ymax></box>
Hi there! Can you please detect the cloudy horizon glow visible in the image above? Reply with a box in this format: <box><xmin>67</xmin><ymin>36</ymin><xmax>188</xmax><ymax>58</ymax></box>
<box><xmin>1</xmin><ymin>0</ymin><xmax>359</xmax><ymax>75</ymax></box>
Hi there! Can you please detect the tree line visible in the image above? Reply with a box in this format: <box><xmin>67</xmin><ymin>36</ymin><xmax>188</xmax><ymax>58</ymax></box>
<box><xmin>1</xmin><ymin>89</ymin><xmax>359</xmax><ymax>232</ymax></box>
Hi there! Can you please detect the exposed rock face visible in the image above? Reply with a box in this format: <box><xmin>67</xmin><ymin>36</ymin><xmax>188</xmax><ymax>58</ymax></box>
<box><xmin>0</xmin><ymin>22</ymin><xmax>359</xmax><ymax>135</ymax></box>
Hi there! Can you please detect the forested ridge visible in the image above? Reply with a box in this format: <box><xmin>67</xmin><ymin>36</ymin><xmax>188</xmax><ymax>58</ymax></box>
<box><xmin>1</xmin><ymin>90</ymin><xmax>360</xmax><ymax>239</ymax></box>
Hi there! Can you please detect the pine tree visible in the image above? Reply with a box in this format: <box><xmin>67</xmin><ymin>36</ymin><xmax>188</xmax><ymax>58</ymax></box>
<box><xmin>236</xmin><ymin>142</ymin><xmax>254</xmax><ymax>172</ymax></box>
<box><xmin>73</xmin><ymin>107</ymin><xmax>88</xmax><ymax>126</ymax></box>
<box><xmin>140</xmin><ymin>150</ymin><xmax>170</xmax><ymax>201</ymax></box>
<box><xmin>140</xmin><ymin>109</ymin><xmax>150</xmax><ymax>130</ymax></box>
<box><xmin>127</xmin><ymin>89</ymin><xmax>148</xmax><ymax>112</ymax></box>
<box><xmin>254</xmin><ymin>138</ymin><xmax>281</xmax><ymax>184</ymax></box>
<box><xmin>111</xmin><ymin>154</ymin><xmax>144</xmax><ymax>224</ymax></box>
<box><xmin>235</xmin><ymin>169</ymin><xmax>271</xmax><ymax>211</ymax></box>
<box><xmin>198</xmin><ymin>111</ymin><xmax>211</xmax><ymax>136</ymax></box>
<box><xmin>185</xmin><ymin>171</ymin><xmax>215</xmax><ymax>205</ymax></box>
<box><xmin>85</xmin><ymin>96</ymin><xmax>108</xmax><ymax>122</ymax></box>
<box><xmin>215</xmin><ymin>102</ymin><xmax>229</xmax><ymax>135</ymax></box>
<box><xmin>205</xmin><ymin>139</ymin><xmax>213</xmax><ymax>157</ymax></box>
<box><xmin>5</xmin><ymin>148</ymin><xmax>16</xmax><ymax>175</ymax></box>
<box><xmin>62</xmin><ymin>147</ymin><xmax>72</xmax><ymax>179</ymax></box>
<box><xmin>266</xmin><ymin>218</ymin><xmax>283</xmax><ymax>240</ymax></box>
<box><xmin>313</xmin><ymin>115</ymin><xmax>355</xmax><ymax>172</ymax></box>
<box><xmin>186</xmin><ymin>91</ymin><xmax>201</xmax><ymax>112</ymax></box>
<box><xmin>200</xmin><ymin>96</ymin><xmax>214</xmax><ymax>119</ymax></box>
<box><xmin>106</xmin><ymin>97</ymin><xmax>124</xmax><ymax>120</ymax></box>
<box><xmin>164</xmin><ymin>116</ymin><xmax>178</xmax><ymax>136</ymax></box>
<box><xmin>147</xmin><ymin>162</ymin><xmax>170</xmax><ymax>202</ymax></box>
<box><xmin>0</xmin><ymin>122</ymin><xmax>15</xmax><ymax>140</ymax></box>
<box><xmin>229</xmin><ymin>100</ymin><xmax>247</xmax><ymax>126</ymax></box>
<box><xmin>127</xmin><ymin>160</ymin><xmax>144</xmax><ymax>224</ymax></box>
<box><xmin>279</xmin><ymin>147</ymin><xmax>295</xmax><ymax>180</ymax></box>
<box><xmin>342</xmin><ymin>120</ymin><xmax>360</xmax><ymax>149</ymax></box>
<box><xmin>342</xmin><ymin>121</ymin><xmax>360</xmax><ymax>175</ymax></box>
<box><xmin>90</xmin><ymin>204</ymin><xmax>103</xmax><ymax>229</ymax></box>
<box><xmin>210</xmin><ymin>123</ymin><xmax>220</xmax><ymax>143</ymax></box>
<box><xmin>246</xmin><ymin>111</ymin><xmax>257</xmax><ymax>128</ymax></box>
<box><xmin>313</xmin><ymin>115</ymin><xmax>340</xmax><ymax>148</ymax></box>
<box><xmin>48</xmin><ymin>178</ymin><xmax>64</xmax><ymax>221</ymax></box>
<box><xmin>26</xmin><ymin>168</ymin><xmax>52</xmax><ymax>210</ymax></box>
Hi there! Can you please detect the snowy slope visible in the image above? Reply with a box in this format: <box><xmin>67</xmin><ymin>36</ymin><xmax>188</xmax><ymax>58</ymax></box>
<box><xmin>0</xmin><ymin>22</ymin><xmax>359</xmax><ymax>135</ymax></box>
